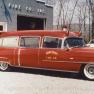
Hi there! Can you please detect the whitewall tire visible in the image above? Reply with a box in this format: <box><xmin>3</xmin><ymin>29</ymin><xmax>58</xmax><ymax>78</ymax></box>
<box><xmin>83</xmin><ymin>64</ymin><xmax>94</xmax><ymax>80</ymax></box>
<box><xmin>0</xmin><ymin>61</ymin><xmax>9</xmax><ymax>71</ymax></box>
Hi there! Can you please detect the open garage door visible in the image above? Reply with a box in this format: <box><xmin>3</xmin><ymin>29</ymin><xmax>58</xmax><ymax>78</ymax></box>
<box><xmin>17</xmin><ymin>15</ymin><xmax>45</xmax><ymax>30</ymax></box>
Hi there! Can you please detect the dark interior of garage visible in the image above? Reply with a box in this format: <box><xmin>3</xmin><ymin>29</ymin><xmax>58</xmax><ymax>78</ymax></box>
<box><xmin>17</xmin><ymin>15</ymin><xmax>45</xmax><ymax>30</ymax></box>
<box><xmin>0</xmin><ymin>25</ymin><xmax>3</xmax><ymax>31</ymax></box>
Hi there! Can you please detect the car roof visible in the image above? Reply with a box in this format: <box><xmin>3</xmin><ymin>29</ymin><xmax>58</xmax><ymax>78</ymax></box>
<box><xmin>0</xmin><ymin>30</ymin><xmax>81</xmax><ymax>38</ymax></box>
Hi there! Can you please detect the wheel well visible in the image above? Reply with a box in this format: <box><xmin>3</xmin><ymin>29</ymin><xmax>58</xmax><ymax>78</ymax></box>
<box><xmin>79</xmin><ymin>64</ymin><xmax>86</xmax><ymax>74</ymax></box>
<box><xmin>0</xmin><ymin>61</ymin><xmax>10</xmax><ymax>66</ymax></box>
<box><xmin>0</xmin><ymin>61</ymin><xmax>11</xmax><ymax>71</ymax></box>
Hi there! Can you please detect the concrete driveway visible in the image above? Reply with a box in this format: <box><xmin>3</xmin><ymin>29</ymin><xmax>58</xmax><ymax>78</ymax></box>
<box><xmin>0</xmin><ymin>68</ymin><xmax>94</xmax><ymax>94</ymax></box>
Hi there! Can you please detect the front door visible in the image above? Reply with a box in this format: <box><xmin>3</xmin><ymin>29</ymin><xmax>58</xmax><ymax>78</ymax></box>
<box><xmin>19</xmin><ymin>36</ymin><xmax>40</xmax><ymax>67</ymax></box>
<box><xmin>39</xmin><ymin>36</ymin><xmax>81</xmax><ymax>72</ymax></box>
<box><xmin>39</xmin><ymin>36</ymin><xmax>63</xmax><ymax>69</ymax></box>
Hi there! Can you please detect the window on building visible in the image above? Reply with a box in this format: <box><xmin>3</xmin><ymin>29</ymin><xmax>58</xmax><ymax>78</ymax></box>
<box><xmin>0</xmin><ymin>25</ymin><xmax>3</xmax><ymax>31</ymax></box>
<box><xmin>43</xmin><ymin>37</ymin><xmax>62</xmax><ymax>48</ymax></box>
<box><xmin>20</xmin><ymin>37</ymin><xmax>40</xmax><ymax>48</ymax></box>
<box><xmin>2</xmin><ymin>37</ymin><xmax>19</xmax><ymax>47</ymax></box>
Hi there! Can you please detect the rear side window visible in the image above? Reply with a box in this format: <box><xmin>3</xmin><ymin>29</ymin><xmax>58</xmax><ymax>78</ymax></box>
<box><xmin>43</xmin><ymin>37</ymin><xmax>62</xmax><ymax>48</ymax></box>
<box><xmin>2</xmin><ymin>37</ymin><xmax>19</xmax><ymax>47</ymax></box>
<box><xmin>20</xmin><ymin>37</ymin><xmax>40</xmax><ymax>48</ymax></box>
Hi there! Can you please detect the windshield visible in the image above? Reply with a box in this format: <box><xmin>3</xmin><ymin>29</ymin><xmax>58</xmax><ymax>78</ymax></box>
<box><xmin>64</xmin><ymin>37</ymin><xmax>85</xmax><ymax>47</ymax></box>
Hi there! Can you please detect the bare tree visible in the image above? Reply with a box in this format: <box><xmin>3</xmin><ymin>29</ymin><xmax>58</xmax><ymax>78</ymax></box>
<box><xmin>57</xmin><ymin>0</ymin><xmax>67</xmax><ymax>29</ymax></box>
<box><xmin>85</xmin><ymin>0</ymin><xmax>92</xmax><ymax>40</ymax></box>
<box><xmin>61</xmin><ymin>0</ymin><xmax>71</xmax><ymax>29</ymax></box>
<box><xmin>77</xmin><ymin>2</ymin><xmax>87</xmax><ymax>32</ymax></box>
<box><xmin>57</xmin><ymin>0</ymin><xmax>63</xmax><ymax>29</ymax></box>
<box><xmin>56</xmin><ymin>0</ymin><xmax>71</xmax><ymax>29</ymax></box>
<box><xmin>55</xmin><ymin>0</ymin><xmax>92</xmax><ymax>38</ymax></box>
<box><xmin>88</xmin><ymin>0</ymin><xmax>94</xmax><ymax>38</ymax></box>
<box><xmin>68</xmin><ymin>0</ymin><xmax>79</xmax><ymax>31</ymax></box>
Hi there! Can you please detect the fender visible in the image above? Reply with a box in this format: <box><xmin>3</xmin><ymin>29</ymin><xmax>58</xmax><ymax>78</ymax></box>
<box><xmin>0</xmin><ymin>57</ymin><xmax>11</xmax><ymax>65</ymax></box>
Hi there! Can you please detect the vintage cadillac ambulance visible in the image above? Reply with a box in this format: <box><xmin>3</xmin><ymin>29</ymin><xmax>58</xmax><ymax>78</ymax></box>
<box><xmin>0</xmin><ymin>30</ymin><xmax>94</xmax><ymax>80</ymax></box>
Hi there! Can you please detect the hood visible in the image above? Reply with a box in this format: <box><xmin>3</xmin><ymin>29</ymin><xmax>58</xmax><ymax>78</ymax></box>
<box><xmin>71</xmin><ymin>47</ymin><xmax>94</xmax><ymax>62</ymax></box>
<box><xmin>77</xmin><ymin>47</ymin><xmax>94</xmax><ymax>53</ymax></box>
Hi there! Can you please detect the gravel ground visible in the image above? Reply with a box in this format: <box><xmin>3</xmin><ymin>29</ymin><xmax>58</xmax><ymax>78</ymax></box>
<box><xmin>0</xmin><ymin>68</ymin><xmax>94</xmax><ymax>94</ymax></box>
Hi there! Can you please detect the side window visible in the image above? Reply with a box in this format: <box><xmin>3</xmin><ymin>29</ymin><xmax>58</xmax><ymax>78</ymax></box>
<box><xmin>43</xmin><ymin>37</ymin><xmax>62</xmax><ymax>48</ymax></box>
<box><xmin>20</xmin><ymin>37</ymin><xmax>40</xmax><ymax>48</ymax></box>
<box><xmin>2</xmin><ymin>37</ymin><xmax>19</xmax><ymax>47</ymax></box>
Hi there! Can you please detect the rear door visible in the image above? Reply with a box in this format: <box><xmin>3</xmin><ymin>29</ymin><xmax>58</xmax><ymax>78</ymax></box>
<box><xmin>19</xmin><ymin>36</ymin><xmax>40</xmax><ymax>67</ymax></box>
<box><xmin>0</xmin><ymin>37</ymin><xmax>19</xmax><ymax>66</ymax></box>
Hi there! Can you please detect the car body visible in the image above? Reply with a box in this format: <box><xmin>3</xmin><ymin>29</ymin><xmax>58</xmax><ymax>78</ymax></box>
<box><xmin>0</xmin><ymin>30</ymin><xmax>94</xmax><ymax>80</ymax></box>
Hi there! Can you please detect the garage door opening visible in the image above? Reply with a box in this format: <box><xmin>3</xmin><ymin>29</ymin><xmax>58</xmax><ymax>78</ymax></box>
<box><xmin>17</xmin><ymin>16</ymin><xmax>45</xmax><ymax>30</ymax></box>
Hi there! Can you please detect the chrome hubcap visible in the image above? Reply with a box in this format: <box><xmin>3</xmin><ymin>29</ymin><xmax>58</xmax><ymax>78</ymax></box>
<box><xmin>84</xmin><ymin>64</ymin><xmax>94</xmax><ymax>80</ymax></box>
<box><xmin>88</xmin><ymin>67</ymin><xmax>94</xmax><ymax>75</ymax></box>
<box><xmin>0</xmin><ymin>62</ymin><xmax>8</xmax><ymax>71</ymax></box>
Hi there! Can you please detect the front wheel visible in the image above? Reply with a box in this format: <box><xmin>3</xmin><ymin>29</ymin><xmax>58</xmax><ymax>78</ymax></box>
<box><xmin>0</xmin><ymin>61</ymin><xmax>10</xmax><ymax>71</ymax></box>
<box><xmin>83</xmin><ymin>64</ymin><xmax>94</xmax><ymax>80</ymax></box>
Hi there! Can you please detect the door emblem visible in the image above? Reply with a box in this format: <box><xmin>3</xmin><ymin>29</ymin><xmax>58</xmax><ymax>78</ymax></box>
<box><xmin>45</xmin><ymin>51</ymin><xmax>58</xmax><ymax>60</ymax></box>
<box><xmin>69</xmin><ymin>57</ymin><xmax>74</xmax><ymax>60</ymax></box>
<box><xmin>46</xmin><ymin>51</ymin><xmax>58</xmax><ymax>55</ymax></box>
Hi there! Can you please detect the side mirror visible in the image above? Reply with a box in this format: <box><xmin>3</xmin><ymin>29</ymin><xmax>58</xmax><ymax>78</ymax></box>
<box><xmin>64</xmin><ymin>47</ymin><xmax>71</xmax><ymax>51</ymax></box>
<box><xmin>64</xmin><ymin>43</ymin><xmax>71</xmax><ymax>51</ymax></box>
<box><xmin>64</xmin><ymin>46</ymin><xmax>72</xmax><ymax>51</ymax></box>
<box><xmin>64</xmin><ymin>47</ymin><xmax>69</xmax><ymax>51</ymax></box>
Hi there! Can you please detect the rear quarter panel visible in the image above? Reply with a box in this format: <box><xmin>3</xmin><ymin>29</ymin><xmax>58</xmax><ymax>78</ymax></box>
<box><xmin>0</xmin><ymin>47</ymin><xmax>18</xmax><ymax>66</ymax></box>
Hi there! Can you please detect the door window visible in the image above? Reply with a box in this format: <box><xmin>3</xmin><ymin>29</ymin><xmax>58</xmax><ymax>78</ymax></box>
<box><xmin>43</xmin><ymin>37</ymin><xmax>62</xmax><ymax>48</ymax></box>
<box><xmin>20</xmin><ymin>37</ymin><xmax>40</xmax><ymax>48</ymax></box>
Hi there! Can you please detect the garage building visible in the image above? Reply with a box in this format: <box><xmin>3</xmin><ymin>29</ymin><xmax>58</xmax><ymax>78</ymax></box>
<box><xmin>0</xmin><ymin>0</ymin><xmax>53</xmax><ymax>31</ymax></box>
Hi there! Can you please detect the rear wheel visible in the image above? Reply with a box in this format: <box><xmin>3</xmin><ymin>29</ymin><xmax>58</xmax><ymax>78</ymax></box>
<box><xmin>0</xmin><ymin>61</ymin><xmax>10</xmax><ymax>71</ymax></box>
<box><xmin>83</xmin><ymin>64</ymin><xmax>94</xmax><ymax>80</ymax></box>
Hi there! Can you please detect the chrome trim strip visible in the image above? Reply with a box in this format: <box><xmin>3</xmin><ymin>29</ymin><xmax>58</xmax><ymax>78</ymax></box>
<box><xmin>13</xmin><ymin>49</ymin><xmax>16</xmax><ymax>65</ymax></box>
<box><xmin>18</xmin><ymin>49</ymin><xmax>20</xmax><ymax>66</ymax></box>
<box><xmin>0</xmin><ymin>57</ymin><xmax>8</xmax><ymax>59</ymax></box>
<box><xmin>42</xmin><ymin>60</ymin><xmax>69</xmax><ymax>63</ymax></box>
<box><xmin>42</xmin><ymin>60</ymin><xmax>91</xmax><ymax>64</ymax></box>
<box><xmin>10</xmin><ymin>65</ymin><xmax>79</xmax><ymax>73</ymax></box>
